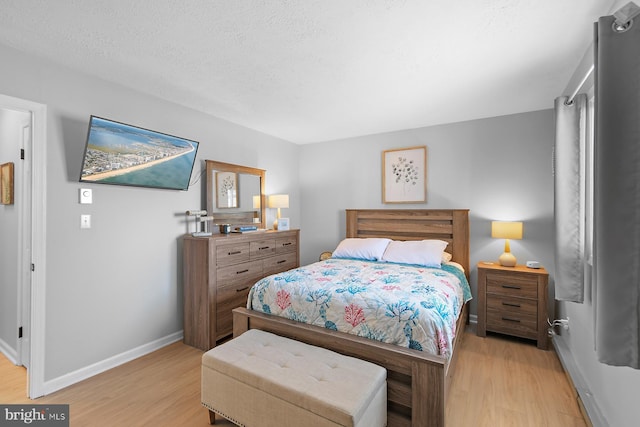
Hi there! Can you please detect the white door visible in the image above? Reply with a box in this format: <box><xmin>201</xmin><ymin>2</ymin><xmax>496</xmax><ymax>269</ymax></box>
<box><xmin>0</xmin><ymin>93</ymin><xmax>46</xmax><ymax>399</ymax></box>
<box><xmin>0</xmin><ymin>107</ymin><xmax>32</xmax><ymax>369</ymax></box>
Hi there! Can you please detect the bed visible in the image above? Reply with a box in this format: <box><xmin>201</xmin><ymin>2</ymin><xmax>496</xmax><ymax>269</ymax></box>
<box><xmin>233</xmin><ymin>209</ymin><xmax>470</xmax><ymax>427</ymax></box>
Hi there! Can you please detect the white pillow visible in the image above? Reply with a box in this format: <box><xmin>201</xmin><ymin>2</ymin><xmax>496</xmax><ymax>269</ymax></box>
<box><xmin>442</xmin><ymin>251</ymin><xmax>452</xmax><ymax>263</ymax></box>
<box><xmin>332</xmin><ymin>238</ymin><xmax>391</xmax><ymax>261</ymax></box>
<box><xmin>381</xmin><ymin>239</ymin><xmax>449</xmax><ymax>267</ymax></box>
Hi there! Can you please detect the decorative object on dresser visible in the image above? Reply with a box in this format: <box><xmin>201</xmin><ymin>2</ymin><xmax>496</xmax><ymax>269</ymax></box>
<box><xmin>276</xmin><ymin>217</ymin><xmax>289</xmax><ymax>230</ymax></box>
<box><xmin>491</xmin><ymin>220</ymin><xmax>523</xmax><ymax>267</ymax></box>
<box><xmin>382</xmin><ymin>146</ymin><xmax>426</xmax><ymax>204</ymax></box>
<box><xmin>267</xmin><ymin>194</ymin><xmax>289</xmax><ymax>229</ymax></box>
<box><xmin>477</xmin><ymin>262</ymin><xmax>549</xmax><ymax>350</ymax></box>
<box><xmin>185</xmin><ymin>210</ymin><xmax>213</xmax><ymax>237</ymax></box>
<box><xmin>182</xmin><ymin>229</ymin><xmax>299</xmax><ymax>351</ymax></box>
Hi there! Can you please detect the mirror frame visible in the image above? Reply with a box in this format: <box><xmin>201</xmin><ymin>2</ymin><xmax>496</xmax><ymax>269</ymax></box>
<box><xmin>205</xmin><ymin>160</ymin><xmax>266</xmax><ymax>230</ymax></box>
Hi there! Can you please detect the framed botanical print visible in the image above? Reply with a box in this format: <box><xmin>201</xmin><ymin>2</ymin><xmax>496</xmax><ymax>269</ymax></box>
<box><xmin>216</xmin><ymin>171</ymin><xmax>238</xmax><ymax>208</ymax></box>
<box><xmin>382</xmin><ymin>146</ymin><xmax>426</xmax><ymax>203</ymax></box>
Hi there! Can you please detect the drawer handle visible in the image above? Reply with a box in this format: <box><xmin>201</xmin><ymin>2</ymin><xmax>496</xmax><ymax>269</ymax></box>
<box><xmin>502</xmin><ymin>316</ymin><xmax>521</xmax><ymax>323</ymax></box>
<box><xmin>228</xmin><ymin>250</ymin><xmax>242</xmax><ymax>255</ymax></box>
<box><xmin>501</xmin><ymin>284</ymin><xmax>521</xmax><ymax>290</ymax></box>
<box><xmin>282</xmin><ymin>242</ymin><xmax>292</xmax><ymax>246</ymax></box>
<box><xmin>236</xmin><ymin>286</ymin><xmax>249</xmax><ymax>292</ymax></box>
<box><xmin>258</xmin><ymin>246</ymin><xmax>270</xmax><ymax>250</ymax></box>
<box><xmin>277</xmin><ymin>260</ymin><xmax>286</xmax><ymax>264</ymax></box>
<box><xmin>236</xmin><ymin>269</ymin><xmax>249</xmax><ymax>275</ymax></box>
<box><xmin>502</xmin><ymin>302</ymin><xmax>521</xmax><ymax>308</ymax></box>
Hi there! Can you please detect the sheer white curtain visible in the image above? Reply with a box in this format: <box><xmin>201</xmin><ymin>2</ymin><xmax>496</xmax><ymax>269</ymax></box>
<box><xmin>554</xmin><ymin>94</ymin><xmax>587</xmax><ymax>303</ymax></box>
<box><xmin>594</xmin><ymin>13</ymin><xmax>640</xmax><ymax>369</ymax></box>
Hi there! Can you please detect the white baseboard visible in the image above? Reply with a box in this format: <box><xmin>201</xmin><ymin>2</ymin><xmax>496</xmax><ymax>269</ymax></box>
<box><xmin>0</xmin><ymin>337</ymin><xmax>18</xmax><ymax>365</ymax></box>
<box><xmin>42</xmin><ymin>331</ymin><xmax>183</xmax><ymax>396</ymax></box>
<box><xmin>552</xmin><ymin>333</ymin><xmax>608</xmax><ymax>427</ymax></box>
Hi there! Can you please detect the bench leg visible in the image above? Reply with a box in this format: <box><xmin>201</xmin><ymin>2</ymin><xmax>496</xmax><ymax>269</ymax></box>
<box><xmin>208</xmin><ymin>410</ymin><xmax>216</xmax><ymax>425</ymax></box>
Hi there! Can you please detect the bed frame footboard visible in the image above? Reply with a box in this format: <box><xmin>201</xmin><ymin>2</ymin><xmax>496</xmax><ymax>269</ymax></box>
<box><xmin>233</xmin><ymin>307</ymin><xmax>464</xmax><ymax>427</ymax></box>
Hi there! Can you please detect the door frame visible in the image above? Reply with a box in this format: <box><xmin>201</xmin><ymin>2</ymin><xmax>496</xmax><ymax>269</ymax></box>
<box><xmin>0</xmin><ymin>93</ymin><xmax>47</xmax><ymax>398</ymax></box>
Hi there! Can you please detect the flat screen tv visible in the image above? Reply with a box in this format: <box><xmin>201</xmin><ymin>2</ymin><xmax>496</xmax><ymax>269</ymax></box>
<box><xmin>79</xmin><ymin>116</ymin><xmax>199</xmax><ymax>191</ymax></box>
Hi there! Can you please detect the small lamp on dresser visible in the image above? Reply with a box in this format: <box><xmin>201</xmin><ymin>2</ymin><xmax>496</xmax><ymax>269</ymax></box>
<box><xmin>491</xmin><ymin>221</ymin><xmax>523</xmax><ymax>267</ymax></box>
<box><xmin>268</xmin><ymin>194</ymin><xmax>289</xmax><ymax>230</ymax></box>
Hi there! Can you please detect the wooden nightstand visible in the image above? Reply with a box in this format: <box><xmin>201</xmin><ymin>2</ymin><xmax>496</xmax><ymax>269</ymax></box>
<box><xmin>477</xmin><ymin>262</ymin><xmax>549</xmax><ymax>349</ymax></box>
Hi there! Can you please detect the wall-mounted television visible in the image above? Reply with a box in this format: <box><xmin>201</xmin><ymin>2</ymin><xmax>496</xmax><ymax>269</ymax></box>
<box><xmin>79</xmin><ymin>116</ymin><xmax>199</xmax><ymax>191</ymax></box>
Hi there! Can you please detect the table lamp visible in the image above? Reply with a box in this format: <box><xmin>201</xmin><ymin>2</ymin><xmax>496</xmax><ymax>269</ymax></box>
<box><xmin>491</xmin><ymin>221</ymin><xmax>523</xmax><ymax>267</ymax></box>
<box><xmin>268</xmin><ymin>194</ymin><xmax>289</xmax><ymax>230</ymax></box>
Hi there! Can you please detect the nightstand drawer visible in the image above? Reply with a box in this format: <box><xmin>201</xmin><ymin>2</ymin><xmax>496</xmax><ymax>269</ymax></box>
<box><xmin>486</xmin><ymin>309</ymin><xmax>537</xmax><ymax>338</ymax></box>
<box><xmin>486</xmin><ymin>273</ymin><xmax>538</xmax><ymax>299</ymax></box>
<box><xmin>487</xmin><ymin>295</ymin><xmax>537</xmax><ymax>316</ymax></box>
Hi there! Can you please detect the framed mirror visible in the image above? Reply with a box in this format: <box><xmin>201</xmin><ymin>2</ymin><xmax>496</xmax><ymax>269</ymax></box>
<box><xmin>205</xmin><ymin>160</ymin><xmax>266</xmax><ymax>231</ymax></box>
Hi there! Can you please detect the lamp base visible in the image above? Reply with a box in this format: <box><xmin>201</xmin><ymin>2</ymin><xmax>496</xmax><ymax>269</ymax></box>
<box><xmin>273</xmin><ymin>219</ymin><xmax>279</xmax><ymax>230</ymax></box>
<box><xmin>498</xmin><ymin>252</ymin><xmax>517</xmax><ymax>267</ymax></box>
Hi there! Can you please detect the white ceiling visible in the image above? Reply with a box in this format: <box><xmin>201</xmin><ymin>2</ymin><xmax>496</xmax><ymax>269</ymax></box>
<box><xmin>0</xmin><ymin>0</ymin><xmax>615</xmax><ymax>144</ymax></box>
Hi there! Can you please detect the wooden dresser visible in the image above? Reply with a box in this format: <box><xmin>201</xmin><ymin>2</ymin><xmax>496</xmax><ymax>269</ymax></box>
<box><xmin>477</xmin><ymin>262</ymin><xmax>549</xmax><ymax>349</ymax></box>
<box><xmin>183</xmin><ymin>229</ymin><xmax>299</xmax><ymax>351</ymax></box>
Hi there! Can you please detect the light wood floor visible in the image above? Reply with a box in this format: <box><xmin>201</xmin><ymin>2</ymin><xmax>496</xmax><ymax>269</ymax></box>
<box><xmin>1</xmin><ymin>326</ymin><xmax>586</xmax><ymax>427</ymax></box>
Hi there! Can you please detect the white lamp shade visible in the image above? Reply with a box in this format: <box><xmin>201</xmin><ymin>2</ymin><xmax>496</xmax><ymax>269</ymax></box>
<box><xmin>268</xmin><ymin>194</ymin><xmax>289</xmax><ymax>209</ymax></box>
<box><xmin>252</xmin><ymin>195</ymin><xmax>261</xmax><ymax>209</ymax></box>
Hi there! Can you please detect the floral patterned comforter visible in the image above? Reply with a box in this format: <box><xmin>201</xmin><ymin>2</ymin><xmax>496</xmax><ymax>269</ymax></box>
<box><xmin>247</xmin><ymin>258</ymin><xmax>472</xmax><ymax>358</ymax></box>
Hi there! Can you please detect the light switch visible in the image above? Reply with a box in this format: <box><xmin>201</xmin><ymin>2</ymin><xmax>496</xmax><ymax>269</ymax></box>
<box><xmin>80</xmin><ymin>188</ymin><xmax>92</xmax><ymax>204</ymax></box>
<box><xmin>80</xmin><ymin>214</ymin><xmax>91</xmax><ymax>229</ymax></box>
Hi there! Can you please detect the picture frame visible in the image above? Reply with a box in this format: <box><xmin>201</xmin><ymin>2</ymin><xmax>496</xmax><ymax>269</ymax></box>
<box><xmin>277</xmin><ymin>217</ymin><xmax>290</xmax><ymax>231</ymax></box>
<box><xmin>1</xmin><ymin>162</ymin><xmax>14</xmax><ymax>205</ymax></box>
<box><xmin>216</xmin><ymin>171</ymin><xmax>238</xmax><ymax>208</ymax></box>
<box><xmin>382</xmin><ymin>146</ymin><xmax>426</xmax><ymax>204</ymax></box>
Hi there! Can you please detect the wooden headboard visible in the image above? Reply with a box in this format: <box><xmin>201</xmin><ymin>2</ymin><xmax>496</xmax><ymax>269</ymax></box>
<box><xmin>346</xmin><ymin>209</ymin><xmax>470</xmax><ymax>279</ymax></box>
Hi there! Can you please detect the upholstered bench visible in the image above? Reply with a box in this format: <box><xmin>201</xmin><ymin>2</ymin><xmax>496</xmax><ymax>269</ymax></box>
<box><xmin>201</xmin><ymin>329</ymin><xmax>387</xmax><ymax>427</ymax></box>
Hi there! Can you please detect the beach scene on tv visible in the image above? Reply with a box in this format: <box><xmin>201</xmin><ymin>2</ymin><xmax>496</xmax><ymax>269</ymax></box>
<box><xmin>80</xmin><ymin>117</ymin><xmax>199</xmax><ymax>190</ymax></box>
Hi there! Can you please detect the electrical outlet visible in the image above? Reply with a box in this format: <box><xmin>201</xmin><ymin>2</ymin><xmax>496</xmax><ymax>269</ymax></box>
<box><xmin>80</xmin><ymin>214</ymin><xmax>91</xmax><ymax>229</ymax></box>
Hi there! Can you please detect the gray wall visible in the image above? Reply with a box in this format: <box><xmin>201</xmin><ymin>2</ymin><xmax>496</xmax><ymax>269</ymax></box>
<box><xmin>0</xmin><ymin>42</ymin><xmax>299</xmax><ymax>382</ymax></box>
<box><xmin>299</xmin><ymin>110</ymin><xmax>556</xmax><ymax>318</ymax></box>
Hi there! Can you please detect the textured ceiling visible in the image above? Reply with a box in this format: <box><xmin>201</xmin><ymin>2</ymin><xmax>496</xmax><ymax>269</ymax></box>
<box><xmin>0</xmin><ymin>0</ymin><xmax>615</xmax><ymax>143</ymax></box>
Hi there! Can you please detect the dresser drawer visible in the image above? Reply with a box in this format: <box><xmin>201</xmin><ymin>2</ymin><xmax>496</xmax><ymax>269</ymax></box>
<box><xmin>263</xmin><ymin>251</ymin><xmax>298</xmax><ymax>276</ymax></box>
<box><xmin>217</xmin><ymin>260</ymin><xmax>263</xmax><ymax>286</ymax></box>
<box><xmin>487</xmin><ymin>308</ymin><xmax>537</xmax><ymax>338</ymax></box>
<box><xmin>216</xmin><ymin>243</ymin><xmax>250</xmax><ymax>266</ymax></box>
<box><xmin>486</xmin><ymin>273</ymin><xmax>538</xmax><ymax>299</ymax></box>
<box><xmin>276</xmin><ymin>236</ymin><xmax>297</xmax><ymax>253</ymax></box>
<box><xmin>487</xmin><ymin>295</ymin><xmax>537</xmax><ymax>317</ymax></box>
<box><xmin>250</xmin><ymin>239</ymin><xmax>276</xmax><ymax>258</ymax></box>
<box><xmin>216</xmin><ymin>284</ymin><xmax>252</xmax><ymax>338</ymax></box>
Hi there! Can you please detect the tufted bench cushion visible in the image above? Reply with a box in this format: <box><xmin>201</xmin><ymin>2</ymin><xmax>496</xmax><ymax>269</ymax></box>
<box><xmin>201</xmin><ymin>329</ymin><xmax>387</xmax><ymax>427</ymax></box>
